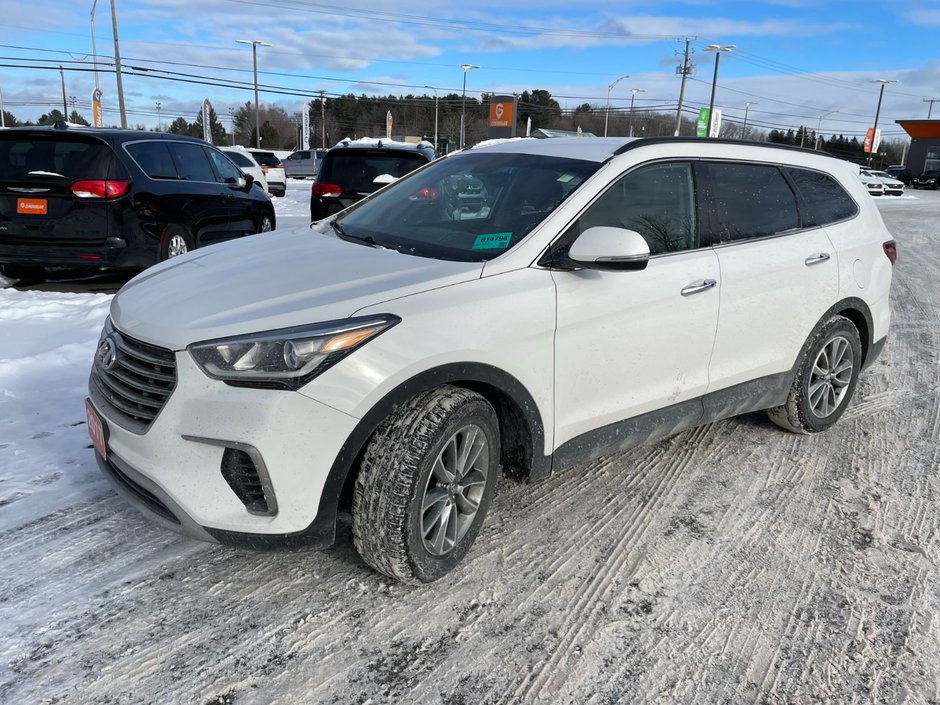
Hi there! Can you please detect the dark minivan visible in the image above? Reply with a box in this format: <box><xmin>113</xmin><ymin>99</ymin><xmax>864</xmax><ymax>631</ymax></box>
<box><xmin>310</xmin><ymin>139</ymin><xmax>435</xmax><ymax>221</ymax></box>
<box><xmin>0</xmin><ymin>126</ymin><xmax>275</xmax><ymax>281</ymax></box>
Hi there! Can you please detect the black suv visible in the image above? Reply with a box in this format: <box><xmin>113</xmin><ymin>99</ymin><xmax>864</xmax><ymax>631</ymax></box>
<box><xmin>884</xmin><ymin>165</ymin><xmax>912</xmax><ymax>185</ymax></box>
<box><xmin>310</xmin><ymin>139</ymin><xmax>435</xmax><ymax>221</ymax></box>
<box><xmin>0</xmin><ymin>126</ymin><xmax>275</xmax><ymax>281</ymax></box>
<box><xmin>912</xmin><ymin>170</ymin><xmax>940</xmax><ymax>190</ymax></box>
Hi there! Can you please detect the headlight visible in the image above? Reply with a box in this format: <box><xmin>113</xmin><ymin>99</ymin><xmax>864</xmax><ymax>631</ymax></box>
<box><xmin>188</xmin><ymin>314</ymin><xmax>400</xmax><ymax>390</ymax></box>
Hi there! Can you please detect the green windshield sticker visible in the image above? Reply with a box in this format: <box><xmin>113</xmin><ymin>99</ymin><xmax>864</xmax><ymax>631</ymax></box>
<box><xmin>472</xmin><ymin>232</ymin><xmax>513</xmax><ymax>250</ymax></box>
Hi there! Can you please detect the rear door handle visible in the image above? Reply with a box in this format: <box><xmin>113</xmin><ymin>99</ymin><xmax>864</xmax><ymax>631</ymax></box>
<box><xmin>681</xmin><ymin>279</ymin><xmax>717</xmax><ymax>297</ymax></box>
<box><xmin>804</xmin><ymin>252</ymin><xmax>831</xmax><ymax>266</ymax></box>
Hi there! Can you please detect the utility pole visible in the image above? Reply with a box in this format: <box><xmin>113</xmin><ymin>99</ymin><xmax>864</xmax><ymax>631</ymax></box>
<box><xmin>0</xmin><ymin>86</ymin><xmax>5</xmax><ymax>128</ymax></box>
<box><xmin>743</xmin><ymin>101</ymin><xmax>757</xmax><ymax>139</ymax></box>
<box><xmin>110</xmin><ymin>0</ymin><xmax>127</xmax><ymax>128</ymax></box>
<box><xmin>236</xmin><ymin>39</ymin><xmax>271</xmax><ymax>149</ymax></box>
<box><xmin>228</xmin><ymin>107</ymin><xmax>236</xmax><ymax>145</ymax></box>
<box><xmin>924</xmin><ymin>97</ymin><xmax>940</xmax><ymax>119</ymax></box>
<box><xmin>629</xmin><ymin>88</ymin><xmax>645</xmax><ymax>137</ymax></box>
<box><xmin>59</xmin><ymin>66</ymin><xmax>68</xmax><ymax>116</ymax></box>
<box><xmin>155</xmin><ymin>101</ymin><xmax>161</xmax><ymax>131</ymax></box>
<box><xmin>674</xmin><ymin>37</ymin><xmax>695</xmax><ymax>136</ymax></box>
<box><xmin>320</xmin><ymin>90</ymin><xmax>326</xmax><ymax>148</ymax></box>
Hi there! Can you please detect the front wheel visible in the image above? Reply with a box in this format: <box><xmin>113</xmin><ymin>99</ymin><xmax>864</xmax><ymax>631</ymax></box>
<box><xmin>767</xmin><ymin>315</ymin><xmax>862</xmax><ymax>434</ymax></box>
<box><xmin>0</xmin><ymin>263</ymin><xmax>44</xmax><ymax>283</ymax></box>
<box><xmin>353</xmin><ymin>386</ymin><xmax>500</xmax><ymax>584</ymax></box>
<box><xmin>257</xmin><ymin>212</ymin><xmax>274</xmax><ymax>233</ymax></box>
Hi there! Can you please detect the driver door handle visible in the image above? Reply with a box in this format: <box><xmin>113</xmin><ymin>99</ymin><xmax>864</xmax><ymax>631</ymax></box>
<box><xmin>804</xmin><ymin>252</ymin><xmax>831</xmax><ymax>266</ymax></box>
<box><xmin>681</xmin><ymin>279</ymin><xmax>717</xmax><ymax>297</ymax></box>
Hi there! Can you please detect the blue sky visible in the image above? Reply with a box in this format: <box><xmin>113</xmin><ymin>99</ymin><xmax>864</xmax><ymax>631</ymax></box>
<box><xmin>2</xmin><ymin>0</ymin><xmax>938</xmax><ymax>142</ymax></box>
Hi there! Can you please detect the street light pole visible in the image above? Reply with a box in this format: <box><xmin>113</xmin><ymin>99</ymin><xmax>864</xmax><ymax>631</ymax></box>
<box><xmin>459</xmin><ymin>64</ymin><xmax>479</xmax><ymax>149</ymax></box>
<box><xmin>705</xmin><ymin>44</ymin><xmax>734</xmax><ymax>138</ymax></box>
<box><xmin>237</xmin><ymin>39</ymin><xmax>272</xmax><ymax>149</ymax></box>
<box><xmin>628</xmin><ymin>87</ymin><xmax>645</xmax><ymax>137</ymax></box>
<box><xmin>0</xmin><ymin>87</ymin><xmax>5</xmax><ymax>128</ymax></box>
<box><xmin>90</xmin><ymin>0</ymin><xmax>101</xmax><ymax>93</ymax></box>
<box><xmin>109</xmin><ymin>0</ymin><xmax>127</xmax><ymax>128</ymax></box>
<box><xmin>924</xmin><ymin>97</ymin><xmax>939</xmax><ymax>119</ymax></box>
<box><xmin>425</xmin><ymin>86</ymin><xmax>439</xmax><ymax>150</ymax></box>
<box><xmin>742</xmin><ymin>101</ymin><xmax>757</xmax><ymax>139</ymax></box>
<box><xmin>868</xmin><ymin>79</ymin><xmax>897</xmax><ymax>166</ymax></box>
<box><xmin>155</xmin><ymin>101</ymin><xmax>161</xmax><ymax>131</ymax></box>
<box><xmin>815</xmin><ymin>109</ymin><xmax>838</xmax><ymax>151</ymax></box>
<box><xmin>604</xmin><ymin>74</ymin><xmax>629</xmax><ymax>138</ymax></box>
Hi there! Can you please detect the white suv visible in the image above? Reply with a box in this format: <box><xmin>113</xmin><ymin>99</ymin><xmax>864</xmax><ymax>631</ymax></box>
<box><xmin>86</xmin><ymin>137</ymin><xmax>895</xmax><ymax>583</ymax></box>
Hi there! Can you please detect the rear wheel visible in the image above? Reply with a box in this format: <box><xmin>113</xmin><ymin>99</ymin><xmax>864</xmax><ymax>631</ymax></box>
<box><xmin>159</xmin><ymin>225</ymin><xmax>194</xmax><ymax>261</ymax></box>
<box><xmin>767</xmin><ymin>315</ymin><xmax>862</xmax><ymax>434</ymax></box>
<box><xmin>352</xmin><ymin>386</ymin><xmax>499</xmax><ymax>584</ymax></box>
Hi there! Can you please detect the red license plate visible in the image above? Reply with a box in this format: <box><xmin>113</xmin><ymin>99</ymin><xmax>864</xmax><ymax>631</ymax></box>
<box><xmin>85</xmin><ymin>398</ymin><xmax>108</xmax><ymax>458</ymax></box>
<box><xmin>17</xmin><ymin>198</ymin><xmax>48</xmax><ymax>215</ymax></box>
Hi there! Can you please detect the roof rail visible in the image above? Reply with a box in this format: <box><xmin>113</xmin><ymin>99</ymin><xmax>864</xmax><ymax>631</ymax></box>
<box><xmin>613</xmin><ymin>136</ymin><xmax>827</xmax><ymax>157</ymax></box>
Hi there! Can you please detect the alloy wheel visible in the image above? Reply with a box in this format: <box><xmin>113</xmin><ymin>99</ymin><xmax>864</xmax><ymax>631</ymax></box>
<box><xmin>808</xmin><ymin>335</ymin><xmax>854</xmax><ymax>418</ymax></box>
<box><xmin>420</xmin><ymin>424</ymin><xmax>490</xmax><ymax>556</ymax></box>
<box><xmin>167</xmin><ymin>234</ymin><xmax>189</xmax><ymax>258</ymax></box>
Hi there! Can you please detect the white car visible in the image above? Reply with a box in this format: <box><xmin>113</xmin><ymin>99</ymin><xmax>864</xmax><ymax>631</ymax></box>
<box><xmin>87</xmin><ymin>138</ymin><xmax>895</xmax><ymax>584</ymax></box>
<box><xmin>858</xmin><ymin>170</ymin><xmax>886</xmax><ymax>196</ymax></box>
<box><xmin>247</xmin><ymin>149</ymin><xmax>287</xmax><ymax>197</ymax></box>
<box><xmin>220</xmin><ymin>147</ymin><xmax>268</xmax><ymax>194</ymax></box>
<box><xmin>862</xmin><ymin>169</ymin><xmax>905</xmax><ymax>196</ymax></box>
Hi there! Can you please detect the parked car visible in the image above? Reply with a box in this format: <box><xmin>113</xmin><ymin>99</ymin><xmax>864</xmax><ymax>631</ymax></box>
<box><xmin>858</xmin><ymin>170</ymin><xmax>885</xmax><ymax>196</ymax></box>
<box><xmin>310</xmin><ymin>138</ymin><xmax>435</xmax><ymax>221</ymax></box>
<box><xmin>284</xmin><ymin>149</ymin><xmax>327</xmax><ymax>179</ymax></box>
<box><xmin>0</xmin><ymin>126</ymin><xmax>275</xmax><ymax>281</ymax></box>
<box><xmin>220</xmin><ymin>147</ymin><xmax>268</xmax><ymax>194</ymax></box>
<box><xmin>885</xmin><ymin>165</ymin><xmax>911</xmax><ymax>185</ymax></box>
<box><xmin>88</xmin><ymin>137</ymin><xmax>895</xmax><ymax>584</ymax></box>
<box><xmin>246</xmin><ymin>149</ymin><xmax>286</xmax><ymax>197</ymax></box>
<box><xmin>912</xmin><ymin>170</ymin><xmax>940</xmax><ymax>189</ymax></box>
<box><xmin>861</xmin><ymin>169</ymin><xmax>904</xmax><ymax>196</ymax></box>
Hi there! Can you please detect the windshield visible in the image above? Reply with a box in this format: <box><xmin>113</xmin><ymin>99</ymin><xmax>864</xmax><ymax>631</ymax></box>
<box><xmin>335</xmin><ymin>151</ymin><xmax>600</xmax><ymax>261</ymax></box>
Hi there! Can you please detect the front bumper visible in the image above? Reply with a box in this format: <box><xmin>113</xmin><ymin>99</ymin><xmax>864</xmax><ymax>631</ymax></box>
<box><xmin>0</xmin><ymin>239</ymin><xmax>155</xmax><ymax>269</ymax></box>
<box><xmin>89</xmin><ymin>351</ymin><xmax>360</xmax><ymax>545</ymax></box>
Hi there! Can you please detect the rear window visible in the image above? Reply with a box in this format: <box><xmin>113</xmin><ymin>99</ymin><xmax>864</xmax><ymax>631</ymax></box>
<box><xmin>225</xmin><ymin>151</ymin><xmax>255</xmax><ymax>168</ymax></box>
<box><xmin>250</xmin><ymin>151</ymin><xmax>281</xmax><ymax>167</ymax></box>
<box><xmin>704</xmin><ymin>162</ymin><xmax>800</xmax><ymax>242</ymax></box>
<box><xmin>0</xmin><ymin>135</ymin><xmax>116</xmax><ymax>181</ymax></box>
<box><xmin>319</xmin><ymin>150</ymin><xmax>428</xmax><ymax>193</ymax></box>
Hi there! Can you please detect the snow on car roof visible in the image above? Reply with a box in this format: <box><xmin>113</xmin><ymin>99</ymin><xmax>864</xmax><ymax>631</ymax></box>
<box><xmin>467</xmin><ymin>137</ymin><xmax>638</xmax><ymax>163</ymax></box>
<box><xmin>334</xmin><ymin>137</ymin><xmax>433</xmax><ymax>150</ymax></box>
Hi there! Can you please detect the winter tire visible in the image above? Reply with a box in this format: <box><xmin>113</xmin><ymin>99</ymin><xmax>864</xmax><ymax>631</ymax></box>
<box><xmin>0</xmin><ymin>263</ymin><xmax>44</xmax><ymax>283</ymax></box>
<box><xmin>767</xmin><ymin>315</ymin><xmax>862</xmax><ymax>434</ymax></box>
<box><xmin>352</xmin><ymin>385</ymin><xmax>500</xmax><ymax>584</ymax></box>
<box><xmin>159</xmin><ymin>225</ymin><xmax>194</xmax><ymax>261</ymax></box>
<box><xmin>257</xmin><ymin>212</ymin><xmax>274</xmax><ymax>233</ymax></box>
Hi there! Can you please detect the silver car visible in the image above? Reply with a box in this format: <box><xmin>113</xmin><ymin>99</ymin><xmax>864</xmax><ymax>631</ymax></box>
<box><xmin>284</xmin><ymin>149</ymin><xmax>327</xmax><ymax>179</ymax></box>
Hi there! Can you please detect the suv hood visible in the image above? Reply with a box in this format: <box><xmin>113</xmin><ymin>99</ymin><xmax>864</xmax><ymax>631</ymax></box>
<box><xmin>110</xmin><ymin>227</ymin><xmax>483</xmax><ymax>349</ymax></box>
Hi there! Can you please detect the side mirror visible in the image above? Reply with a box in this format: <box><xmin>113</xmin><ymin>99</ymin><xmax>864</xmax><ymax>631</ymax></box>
<box><xmin>567</xmin><ymin>226</ymin><xmax>650</xmax><ymax>271</ymax></box>
<box><xmin>230</xmin><ymin>174</ymin><xmax>249</xmax><ymax>190</ymax></box>
<box><xmin>373</xmin><ymin>173</ymin><xmax>398</xmax><ymax>187</ymax></box>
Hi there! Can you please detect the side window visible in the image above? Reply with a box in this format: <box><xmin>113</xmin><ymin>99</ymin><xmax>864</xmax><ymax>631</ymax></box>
<box><xmin>126</xmin><ymin>142</ymin><xmax>178</xmax><ymax>179</ymax></box>
<box><xmin>704</xmin><ymin>162</ymin><xmax>799</xmax><ymax>242</ymax></box>
<box><xmin>165</xmin><ymin>142</ymin><xmax>216</xmax><ymax>182</ymax></box>
<box><xmin>206</xmin><ymin>148</ymin><xmax>243</xmax><ymax>184</ymax></box>
<box><xmin>577</xmin><ymin>162</ymin><xmax>697</xmax><ymax>255</ymax></box>
<box><xmin>784</xmin><ymin>167</ymin><xmax>858</xmax><ymax>227</ymax></box>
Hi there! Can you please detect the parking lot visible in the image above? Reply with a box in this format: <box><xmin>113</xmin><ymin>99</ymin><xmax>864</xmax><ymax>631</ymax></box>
<box><xmin>0</xmin><ymin>190</ymin><xmax>938</xmax><ymax>704</ymax></box>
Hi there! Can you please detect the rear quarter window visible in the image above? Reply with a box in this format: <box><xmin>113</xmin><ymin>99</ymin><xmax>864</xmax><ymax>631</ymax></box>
<box><xmin>784</xmin><ymin>167</ymin><xmax>858</xmax><ymax>227</ymax></box>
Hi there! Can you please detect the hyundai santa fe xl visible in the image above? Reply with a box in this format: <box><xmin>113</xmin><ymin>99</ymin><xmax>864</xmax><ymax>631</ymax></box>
<box><xmin>87</xmin><ymin>137</ymin><xmax>895</xmax><ymax>584</ymax></box>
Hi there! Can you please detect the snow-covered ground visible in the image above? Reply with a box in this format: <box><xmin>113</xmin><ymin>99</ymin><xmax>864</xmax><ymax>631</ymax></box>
<box><xmin>0</xmin><ymin>189</ymin><xmax>938</xmax><ymax>704</ymax></box>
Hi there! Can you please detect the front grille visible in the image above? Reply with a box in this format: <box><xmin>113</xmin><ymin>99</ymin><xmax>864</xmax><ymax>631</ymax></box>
<box><xmin>91</xmin><ymin>325</ymin><xmax>177</xmax><ymax>430</ymax></box>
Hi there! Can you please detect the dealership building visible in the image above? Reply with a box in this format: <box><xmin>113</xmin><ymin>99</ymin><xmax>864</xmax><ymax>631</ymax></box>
<box><xmin>896</xmin><ymin>120</ymin><xmax>940</xmax><ymax>174</ymax></box>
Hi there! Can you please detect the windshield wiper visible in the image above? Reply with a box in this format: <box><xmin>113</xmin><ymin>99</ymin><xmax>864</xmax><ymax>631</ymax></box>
<box><xmin>332</xmin><ymin>220</ymin><xmax>385</xmax><ymax>249</ymax></box>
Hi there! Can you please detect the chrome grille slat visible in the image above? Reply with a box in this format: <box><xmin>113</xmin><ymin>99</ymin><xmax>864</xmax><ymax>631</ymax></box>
<box><xmin>93</xmin><ymin>325</ymin><xmax>177</xmax><ymax>430</ymax></box>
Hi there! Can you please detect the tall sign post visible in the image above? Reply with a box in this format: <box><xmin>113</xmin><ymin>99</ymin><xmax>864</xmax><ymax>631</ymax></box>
<box><xmin>487</xmin><ymin>95</ymin><xmax>517</xmax><ymax>139</ymax></box>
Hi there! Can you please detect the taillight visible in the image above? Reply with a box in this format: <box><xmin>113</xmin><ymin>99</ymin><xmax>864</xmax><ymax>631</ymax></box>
<box><xmin>409</xmin><ymin>187</ymin><xmax>440</xmax><ymax>201</ymax></box>
<box><xmin>262</xmin><ymin>167</ymin><xmax>269</xmax><ymax>174</ymax></box>
<box><xmin>312</xmin><ymin>182</ymin><xmax>342</xmax><ymax>197</ymax></box>
<box><xmin>883</xmin><ymin>240</ymin><xmax>897</xmax><ymax>265</ymax></box>
<box><xmin>70</xmin><ymin>180</ymin><xmax>130</xmax><ymax>199</ymax></box>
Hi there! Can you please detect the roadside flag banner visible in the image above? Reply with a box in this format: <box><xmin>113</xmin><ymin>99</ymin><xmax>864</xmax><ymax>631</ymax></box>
<box><xmin>91</xmin><ymin>89</ymin><xmax>103</xmax><ymax>128</ymax></box>
<box><xmin>709</xmin><ymin>109</ymin><xmax>722</xmax><ymax>138</ymax></box>
<box><xmin>386</xmin><ymin>110</ymin><xmax>393</xmax><ymax>140</ymax></box>
<box><xmin>696</xmin><ymin>107</ymin><xmax>710</xmax><ymax>137</ymax></box>
<box><xmin>302</xmin><ymin>102</ymin><xmax>310</xmax><ymax>150</ymax></box>
<box><xmin>526</xmin><ymin>116</ymin><xmax>532</xmax><ymax>137</ymax></box>
<box><xmin>864</xmin><ymin>128</ymin><xmax>874</xmax><ymax>153</ymax></box>
<box><xmin>872</xmin><ymin>128</ymin><xmax>882</xmax><ymax>153</ymax></box>
<box><xmin>202</xmin><ymin>99</ymin><xmax>212</xmax><ymax>144</ymax></box>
